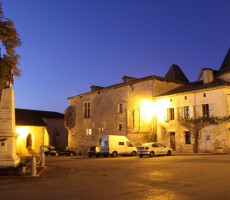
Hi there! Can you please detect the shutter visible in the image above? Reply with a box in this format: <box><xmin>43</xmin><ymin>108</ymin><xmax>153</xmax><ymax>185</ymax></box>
<box><xmin>209</xmin><ymin>104</ymin><xmax>213</xmax><ymax>116</ymax></box>
<box><xmin>177</xmin><ymin>107</ymin><xmax>182</xmax><ymax>119</ymax></box>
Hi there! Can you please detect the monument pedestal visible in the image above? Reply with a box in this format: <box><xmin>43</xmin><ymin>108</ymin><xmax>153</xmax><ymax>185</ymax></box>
<box><xmin>0</xmin><ymin>88</ymin><xmax>20</xmax><ymax>167</ymax></box>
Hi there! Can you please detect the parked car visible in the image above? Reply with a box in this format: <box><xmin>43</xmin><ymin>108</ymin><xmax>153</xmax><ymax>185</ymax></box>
<box><xmin>40</xmin><ymin>145</ymin><xmax>59</xmax><ymax>156</ymax></box>
<box><xmin>41</xmin><ymin>145</ymin><xmax>76</xmax><ymax>156</ymax></box>
<box><xmin>55</xmin><ymin>147</ymin><xmax>76</xmax><ymax>156</ymax></box>
<box><xmin>137</xmin><ymin>142</ymin><xmax>173</xmax><ymax>157</ymax></box>
<box><xmin>88</xmin><ymin>146</ymin><xmax>101</xmax><ymax>157</ymax></box>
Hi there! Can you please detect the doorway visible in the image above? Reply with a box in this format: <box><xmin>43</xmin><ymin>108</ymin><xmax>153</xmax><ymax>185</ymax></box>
<box><xmin>170</xmin><ymin>132</ymin><xmax>176</xmax><ymax>151</ymax></box>
<box><xmin>202</xmin><ymin>131</ymin><xmax>211</xmax><ymax>152</ymax></box>
<box><xmin>26</xmin><ymin>133</ymin><xmax>32</xmax><ymax>149</ymax></box>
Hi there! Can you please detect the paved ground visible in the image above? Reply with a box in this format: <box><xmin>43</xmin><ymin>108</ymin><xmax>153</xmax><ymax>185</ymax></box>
<box><xmin>0</xmin><ymin>154</ymin><xmax>230</xmax><ymax>200</ymax></box>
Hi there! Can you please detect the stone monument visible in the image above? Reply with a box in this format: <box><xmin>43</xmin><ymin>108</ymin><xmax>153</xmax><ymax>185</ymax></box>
<box><xmin>0</xmin><ymin>78</ymin><xmax>20</xmax><ymax>166</ymax></box>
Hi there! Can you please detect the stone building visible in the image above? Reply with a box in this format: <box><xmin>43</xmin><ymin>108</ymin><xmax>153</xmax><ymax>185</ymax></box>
<box><xmin>155</xmin><ymin>49</ymin><xmax>230</xmax><ymax>153</ymax></box>
<box><xmin>66</xmin><ymin>49</ymin><xmax>230</xmax><ymax>154</ymax></box>
<box><xmin>15</xmin><ymin>109</ymin><xmax>68</xmax><ymax>155</ymax></box>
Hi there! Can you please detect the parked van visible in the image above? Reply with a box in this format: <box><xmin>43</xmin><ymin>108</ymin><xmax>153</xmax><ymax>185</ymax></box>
<box><xmin>100</xmin><ymin>135</ymin><xmax>137</xmax><ymax>157</ymax></box>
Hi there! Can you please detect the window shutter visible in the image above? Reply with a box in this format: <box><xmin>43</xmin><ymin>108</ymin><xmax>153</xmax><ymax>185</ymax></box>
<box><xmin>209</xmin><ymin>104</ymin><xmax>213</xmax><ymax>116</ymax></box>
<box><xmin>177</xmin><ymin>107</ymin><xmax>182</xmax><ymax>119</ymax></box>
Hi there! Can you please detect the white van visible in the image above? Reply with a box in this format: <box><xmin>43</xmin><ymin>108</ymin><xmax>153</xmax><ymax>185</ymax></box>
<box><xmin>100</xmin><ymin>135</ymin><xmax>137</xmax><ymax>157</ymax></box>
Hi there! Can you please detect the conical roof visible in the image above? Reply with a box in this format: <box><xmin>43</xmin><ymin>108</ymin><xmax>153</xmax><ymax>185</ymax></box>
<box><xmin>164</xmin><ymin>64</ymin><xmax>189</xmax><ymax>83</ymax></box>
<box><xmin>219</xmin><ymin>48</ymin><xmax>230</xmax><ymax>75</ymax></box>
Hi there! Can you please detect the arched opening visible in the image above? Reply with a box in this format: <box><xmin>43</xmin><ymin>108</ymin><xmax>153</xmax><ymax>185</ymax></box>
<box><xmin>26</xmin><ymin>133</ymin><xmax>32</xmax><ymax>149</ymax></box>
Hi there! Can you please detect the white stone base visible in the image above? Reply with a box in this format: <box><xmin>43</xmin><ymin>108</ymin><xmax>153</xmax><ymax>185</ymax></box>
<box><xmin>0</xmin><ymin>153</ymin><xmax>20</xmax><ymax>167</ymax></box>
<box><xmin>0</xmin><ymin>137</ymin><xmax>20</xmax><ymax>167</ymax></box>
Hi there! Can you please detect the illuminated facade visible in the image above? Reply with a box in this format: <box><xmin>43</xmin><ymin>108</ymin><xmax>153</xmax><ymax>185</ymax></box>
<box><xmin>66</xmin><ymin>66</ymin><xmax>188</xmax><ymax>154</ymax></box>
<box><xmin>67</xmin><ymin>49</ymin><xmax>230</xmax><ymax>154</ymax></box>
<box><xmin>15</xmin><ymin>109</ymin><xmax>68</xmax><ymax>155</ymax></box>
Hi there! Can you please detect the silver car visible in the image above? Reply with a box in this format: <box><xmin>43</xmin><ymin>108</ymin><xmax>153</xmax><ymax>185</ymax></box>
<box><xmin>137</xmin><ymin>142</ymin><xmax>173</xmax><ymax>157</ymax></box>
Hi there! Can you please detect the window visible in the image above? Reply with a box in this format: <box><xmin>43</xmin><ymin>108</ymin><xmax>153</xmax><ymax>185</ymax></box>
<box><xmin>185</xmin><ymin>131</ymin><xmax>191</xmax><ymax>144</ymax></box>
<box><xmin>167</xmin><ymin>108</ymin><xmax>175</xmax><ymax>121</ymax></box>
<box><xmin>118</xmin><ymin>124</ymin><xmax>122</xmax><ymax>131</ymax></box>
<box><xmin>202</xmin><ymin>104</ymin><xmax>209</xmax><ymax>118</ymax></box>
<box><xmin>86</xmin><ymin>128</ymin><xmax>92</xmax><ymax>135</ymax></box>
<box><xmin>84</xmin><ymin>102</ymin><xmax>90</xmax><ymax>118</ymax></box>
<box><xmin>152</xmin><ymin>143</ymin><xmax>158</xmax><ymax>147</ymax></box>
<box><xmin>185</xmin><ymin>96</ymin><xmax>187</xmax><ymax>100</ymax></box>
<box><xmin>158</xmin><ymin>143</ymin><xmax>165</xmax><ymax>148</ymax></box>
<box><xmin>126</xmin><ymin>141</ymin><xmax>134</xmax><ymax>147</ymax></box>
<box><xmin>119</xmin><ymin>142</ymin><xmax>125</xmax><ymax>146</ymax></box>
<box><xmin>118</xmin><ymin>103</ymin><xmax>124</xmax><ymax>113</ymax></box>
<box><xmin>184</xmin><ymin>106</ymin><xmax>190</xmax><ymax>119</ymax></box>
<box><xmin>203</xmin><ymin>93</ymin><xmax>206</xmax><ymax>97</ymax></box>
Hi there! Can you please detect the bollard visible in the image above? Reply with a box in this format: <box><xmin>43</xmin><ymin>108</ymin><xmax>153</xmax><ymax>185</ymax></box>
<box><xmin>30</xmin><ymin>154</ymin><xmax>37</xmax><ymax>176</ymax></box>
<box><xmin>40</xmin><ymin>152</ymin><xmax>45</xmax><ymax>167</ymax></box>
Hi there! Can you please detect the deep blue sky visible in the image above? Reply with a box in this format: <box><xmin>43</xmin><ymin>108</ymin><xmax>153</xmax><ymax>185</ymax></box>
<box><xmin>1</xmin><ymin>0</ymin><xmax>230</xmax><ymax>113</ymax></box>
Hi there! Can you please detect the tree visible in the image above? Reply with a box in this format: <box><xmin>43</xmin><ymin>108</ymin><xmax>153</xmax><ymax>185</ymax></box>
<box><xmin>0</xmin><ymin>1</ymin><xmax>21</xmax><ymax>89</ymax></box>
<box><xmin>178</xmin><ymin>116</ymin><xmax>230</xmax><ymax>153</ymax></box>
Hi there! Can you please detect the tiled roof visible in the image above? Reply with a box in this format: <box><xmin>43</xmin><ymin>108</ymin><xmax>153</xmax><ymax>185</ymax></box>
<box><xmin>219</xmin><ymin>48</ymin><xmax>230</xmax><ymax>75</ymax></box>
<box><xmin>164</xmin><ymin>64</ymin><xmax>189</xmax><ymax>83</ymax></box>
<box><xmin>15</xmin><ymin>109</ymin><xmax>64</xmax><ymax>126</ymax></box>
<box><xmin>156</xmin><ymin>78</ymin><xmax>230</xmax><ymax>97</ymax></box>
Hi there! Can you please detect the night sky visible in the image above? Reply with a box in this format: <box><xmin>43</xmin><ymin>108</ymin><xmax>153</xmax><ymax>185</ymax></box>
<box><xmin>1</xmin><ymin>0</ymin><xmax>230</xmax><ymax>113</ymax></box>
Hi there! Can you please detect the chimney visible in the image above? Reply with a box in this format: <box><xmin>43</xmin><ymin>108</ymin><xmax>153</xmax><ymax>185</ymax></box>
<box><xmin>90</xmin><ymin>85</ymin><xmax>104</xmax><ymax>92</ymax></box>
<box><xmin>201</xmin><ymin>68</ymin><xmax>214</xmax><ymax>84</ymax></box>
<box><xmin>122</xmin><ymin>76</ymin><xmax>137</xmax><ymax>83</ymax></box>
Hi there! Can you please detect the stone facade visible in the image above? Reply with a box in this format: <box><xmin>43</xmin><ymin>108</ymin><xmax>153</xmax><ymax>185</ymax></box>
<box><xmin>66</xmin><ymin>49</ymin><xmax>230</xmax><ymax>154</ymax></box>
<box><xmin>67</xmin><ymin>76</ymin><xmax>185</xmax><ymax>154</ymax></box>
<box><xmin>155</xmin><ymin>87</ymin><xmax>230</xmax><ymax>153</ymax></box>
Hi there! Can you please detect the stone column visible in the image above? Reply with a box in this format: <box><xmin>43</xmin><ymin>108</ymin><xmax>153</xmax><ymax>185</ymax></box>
<box><xmin>0</xmin><ymin>88</ymin><xmax>20</xmax><ymax>167</ymax></box>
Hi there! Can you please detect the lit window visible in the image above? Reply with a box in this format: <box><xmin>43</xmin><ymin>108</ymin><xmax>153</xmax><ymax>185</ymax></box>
<box><xmin>185</xmin><ymin>131</ymin><xmax>191</xmax><ymax>144</ymax></box>
<box><xmin>167</xmin><ymin>108</ymin><xmax>174</xmax><ymax>121</ymax></box>
<box><xmin>202</xmin><ymin>104</ymin><xmax>209</xmax><ymax>118</ymax></box>
<box><xmin>84</xmin><ymin>102</ymin><xmax>91</xmax><ymax>118</ymax></box>
<box><xmin>86</xmin><ymin>128</ymin><xmax>92</xmax><ymax>135</ymax></box>
<box><xmin>184</xmin><ymin>106</ymin><xmax>190</xmax><ymax>119</ymax></box>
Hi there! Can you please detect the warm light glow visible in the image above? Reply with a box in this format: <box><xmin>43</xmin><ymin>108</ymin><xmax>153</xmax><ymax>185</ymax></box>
<box><xmin>155</xmin><ymin>99</ymin><xmax>170</xmax><ymax>122</ymax></box>
<box><xmin>140</xmin><ymin>100</ymin><xmax>155</xmax><ymax>122</ymax></box>
<box><xmin>16</xmin><ymin>127</ymin><xmax>29</xmax><ymax>141</ymax></box>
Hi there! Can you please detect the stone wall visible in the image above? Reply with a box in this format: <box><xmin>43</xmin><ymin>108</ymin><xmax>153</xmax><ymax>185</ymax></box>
<box><xmin>68</xmin><ymin>78</ymin><xmax>184</xmax><ymax>154</ymax></box>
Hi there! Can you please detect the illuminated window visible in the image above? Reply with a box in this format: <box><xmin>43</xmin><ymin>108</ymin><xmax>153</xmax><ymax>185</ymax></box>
<box><xmin>84</xmin><ymin>102</ymin><xmax>91</xmax><ymax>118</ymax></box>
<box><xmin>184</xmin><ymin>106</ymin><xmax>190</xmax><ymax>119</ymax></box>
<box><xmin>185</xmin><ymin>131</ymin><xmax>191</xmax><ymax>144</ymax></box>
<box><xmin>167</xmin><ymin>108</ymin><xmax>174</xmax><ymax>121</ymax></box>
<box><xmin>202</xmin><ymin>104</ymin><xmax>209</xmax><ymax>118</ymax></box>
<box><xmin>86</xmin><ymin>128</ymin><xmax>92</xmax><ymax>135</ymax></box>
